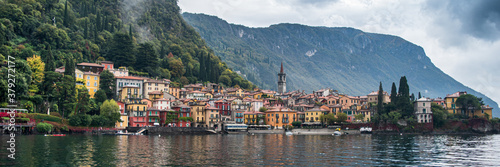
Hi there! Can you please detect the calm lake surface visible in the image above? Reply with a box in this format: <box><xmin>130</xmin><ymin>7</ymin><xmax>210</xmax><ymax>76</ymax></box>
<box><xmin>1</xmin><ymin>133</ymin><xmax>500</xmax><ymax>166</ymax></box>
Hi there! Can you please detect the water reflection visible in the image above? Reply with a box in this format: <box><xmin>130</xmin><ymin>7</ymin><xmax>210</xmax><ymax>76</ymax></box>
<box><xmin>1</xmin><ymin>134</ymin><xmax>500</xmax><ymax>166</ymax></box>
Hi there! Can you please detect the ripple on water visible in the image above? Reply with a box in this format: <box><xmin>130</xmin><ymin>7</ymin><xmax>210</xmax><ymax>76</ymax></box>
<box><xmin>1</xmin><ymin>134</ymin><xmax>500</xmax><ymax>166</ymax></box>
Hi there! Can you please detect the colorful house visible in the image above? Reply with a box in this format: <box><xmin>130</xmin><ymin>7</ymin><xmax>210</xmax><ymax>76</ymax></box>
<box><xmin>143</xmin><ymin>78</ymin><xmax>170</xmax><ymax>99</ymax></box>
<box><xmin>444</xmin><ymin>91</ymin><xmax>467</xmax><ymax>114</ymax></box>
<box><xmin>77</xmin><ymin>62</ymin><xmax>104</xmax><ymax>74</ymax></box>
<box><xmin>126</xmin><ymin>99</ymin><xmax>148</xmax><ymax>127</ymax></box>
<box><xmin>172</xmin><ymin>104</ymin><xmax>192</xmax><ymax>127</ymax></box>
<box><xmin>205</xmin><ymin>105</ymin><xmax>220</xmax><ymax>128</ymax></box>
<box><xmin>243</xmin><ymin>110</ymin><xmax>264</xmax><ymax>125</ymax></box>
<box><xmin>83</xmin><ymin>72</ymin><xmax>100</xmax><ymax>98</ymax></box>
<box><xmin>190</xmin><ymin>101</ymin><xmax>207</xmax><ymax>127</ymax></box>
<box><xmin>115</xmin><ymin>101</ymin><xmax>128</xmax><ymax>129</ymax></box>
<box><xmin>305</xmin><ymin>106</ymin><xmax>328</xmax><ymax>123</ymax></box>
<box><xmin>215</xmin><ymin>99</ymin><xmax>232</xmax><ymax>122</ymax></box>
<box><xmin>265</xmin><ymin>107</ymin><xmax>297</xmax><ymax>129</ymax></box>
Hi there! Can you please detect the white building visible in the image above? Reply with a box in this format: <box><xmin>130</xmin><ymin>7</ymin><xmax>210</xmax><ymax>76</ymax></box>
<box><xmin>414</xmin><ymin>97</ymin><xmax>432</xmax><ymax>123</ymax></box>
<box><xmin>152</xmin><ymin>98</ymin><xmax>171</xmax><ymax>110</ymax></box>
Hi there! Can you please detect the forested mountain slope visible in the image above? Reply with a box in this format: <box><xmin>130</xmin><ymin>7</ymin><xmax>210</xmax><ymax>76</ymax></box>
<box><xmin>183</xmin><ymin>13</ymin><xmax>499</xmax><ymax>117</ymax></box>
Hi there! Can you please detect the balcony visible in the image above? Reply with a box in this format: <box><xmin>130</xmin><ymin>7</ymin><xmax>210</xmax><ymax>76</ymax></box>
<box><xmin>148</xmin><ymin>119</ymin><xmax>158</xmax><ymax>123</ymax></box>
<box><xmin>149</xmin><ymin>112</ymin><xmax>159</xmax><ymax>117</ymax></box>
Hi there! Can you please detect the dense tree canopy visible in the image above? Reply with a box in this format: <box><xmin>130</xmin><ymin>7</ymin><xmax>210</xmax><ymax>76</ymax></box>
<box><xmin>0</xmin><ymin>0</ymin><xmax>253</xmax><ymax>118</ymax></box>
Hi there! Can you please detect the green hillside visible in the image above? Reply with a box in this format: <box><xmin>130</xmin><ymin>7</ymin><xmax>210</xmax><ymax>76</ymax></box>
<box><xmin>0</xmin><ymin>0</ymin><xmax>253</xmax><ymax>117</ymax></box>
<box><xmin>182</xmin><ymin>13</ymin><xmax>499</xmax><ymax>117</ymax></box>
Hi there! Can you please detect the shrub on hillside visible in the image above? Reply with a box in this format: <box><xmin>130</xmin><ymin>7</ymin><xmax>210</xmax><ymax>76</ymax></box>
<box><xmin>91</xmin><ymin>115</ymin><xmax>110</xmax><ymax>127</ymax></box>
<box><xmin>36</xmin><ymin>122</ymin><xmax>53</xmax><ymax>133</ymax></box>
<box><xmin>50</xmin><ymin>112</ymin><xmax>62</xmax><ymax>118</ymax></box>
<box><xmin>30</xmin><ymin>113</ymin><xmax>62</xmax><ymax>123</ymax></box>
<box><xmin>69</xmin><ymin>114</ymin><xmax>92</xmax><ymax>127</ymax></box>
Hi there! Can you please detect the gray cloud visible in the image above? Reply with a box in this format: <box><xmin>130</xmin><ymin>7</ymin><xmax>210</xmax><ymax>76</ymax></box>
<box><xmin>429</xmin><ymin>0</ymin><xmax>500</xmax><ymax>41</ymax></box>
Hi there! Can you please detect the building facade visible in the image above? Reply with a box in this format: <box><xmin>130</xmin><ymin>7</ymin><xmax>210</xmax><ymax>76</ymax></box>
<box><xmin>116</xmin><ymin>76</ymin><xmax>144</xmax><ymax>98</ymax></box>
<box><xmin>414</xmin><ymin>98</ymin><xmax>432</xmax><ymax>123</ymax></box>
<box><xmin>143</xmin><ymin>78</ymin><xmax>170</xmax><ymax>99</ymax></box>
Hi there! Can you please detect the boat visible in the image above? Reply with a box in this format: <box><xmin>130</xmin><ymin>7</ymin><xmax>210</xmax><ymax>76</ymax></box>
<box><xmin>285</xmin><ymin>131</ymin><xmax>293</xmax><ymax>135</ymax></box>
<box><xmin>44</xmin><ymin>134</ymin><xmax>66</xmax><ymax>136</ymax></box>
<box><xmin>333</xmin><ymin>131</ymin><xmax>342</xmax><ymax>136</ymax></box>
<box><xmin>223</xmin><ymin>124</ymin><xmax>248</xmax><ymax>134</ymax></box>
<box><xmin>360</xmin><ymin>127</ymin><xmax>372</xmax><ymax>134</ymax></box>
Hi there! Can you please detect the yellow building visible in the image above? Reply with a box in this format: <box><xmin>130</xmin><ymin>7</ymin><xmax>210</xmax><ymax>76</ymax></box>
<box><xmin>118</xmin><ymin>85</ymin><xmax>140</xmax><ymax>102</ymax></box>
<box><xmin>244</xmin><ymin>110</ymin><xmax>265</xmax><ymax>125</ymax></box>
<box><xmin>169</xmin><ymin>87</ymin><xmax>180</xmax><ymax>99</ymax></box>
<box><xmin>190</xmin><ymin>101</ymin><xmax>207</xmax><ymax>127</ymax></box>
<box><xmin>75</xmin><ymin>69</ymin><xmax>85</xmax><ymax>89</ymax></box>
<box><xmin>226</xmin><ymin>88</ymin><xmax>244</xmax><ymax>97</ymax></box>
<box><xmin>205</xmin><ymin>92</ymin><xmax>213</xmax><ymax>99</ymax></box>
<box><xmin>444</xmin><ymin>91</ymin><xmax>467</xmax><ymax>114</ymax></box>
<box><xmin>143</xmin><ymin>78</ymin><xmax>170</xmax><ymax>99</ymax></box>
<box><xmin>265</xmin><ymin>107</ymin><xmax>297</xmax><ymax>129</ymax></box>
<box><xmin>147</xmin><ymin>91</ymin><xmax>164</xmax><ymax>101</ymax></box>
<box><xmin>305</xmin><ymin>106</ymin><xmax>328</xmax><ymax>123</ymax></box>
<box><xmin>476</xmin><ymin>105</ymin><xmax>493</xmax><ymax>119</ymax></box>
<box><xmin>116</xmin><ymin>115</ymin><xmax>128</xmax><ymax>129</ymax></box>
<box><xmin>83</xmin><ymin>72</ymin><xmax>100</xmax><ymax>98</ymax></box>
<box><xmin>253</xmin><ymin>92</ymin><xmax>264</xmax><ymax>99</ymax></box>
<box><xmin>205</xmin><ymin>105</ymin><xmax>220</xmax><ymax>128</ymax></box>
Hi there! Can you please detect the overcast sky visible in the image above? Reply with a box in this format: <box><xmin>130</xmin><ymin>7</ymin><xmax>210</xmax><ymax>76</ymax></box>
<box><xmin>179</xmin><ymin>0</ymin><xmax>500</xmax><ymax>107</ymax></box>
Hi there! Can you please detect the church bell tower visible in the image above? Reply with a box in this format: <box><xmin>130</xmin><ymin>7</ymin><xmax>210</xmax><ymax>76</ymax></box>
<box><xmin>278</xmin><ymin>62</ymin><xmax>286</xmax><ymax>94</ymax></box>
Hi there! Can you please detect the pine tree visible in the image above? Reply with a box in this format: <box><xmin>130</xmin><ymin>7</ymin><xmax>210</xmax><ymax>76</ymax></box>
<box><xmin>377</xmin><ymin>82</ymin><xmax>384</xmax><ymax>113</ymax></box>
<box><xmin>108</xmin><ymin>33</ymin><xmax>136</xmax><ymax>67</ymax></box>
<box><xmin>135</xmin><ymin>42</ymin><xmax>158</xmax><ymax>75</ymax></box>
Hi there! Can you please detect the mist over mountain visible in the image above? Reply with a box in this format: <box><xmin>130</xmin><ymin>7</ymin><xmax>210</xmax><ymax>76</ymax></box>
<box><xmin>182</xmin><ymin>13</ymin><xmax>499</xmax><ymax>117</ymax></box>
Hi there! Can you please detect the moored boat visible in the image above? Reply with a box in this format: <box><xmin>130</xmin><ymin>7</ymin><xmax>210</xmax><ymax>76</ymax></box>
<box><xmin>44</xmin><ymin>134</ymin><xmax>66</xmax><ymax>136</ymax></box>
<box><xmin>360</xmin><ymin>127</ymin><xmax>372</xmax><ymax>134</ymax></box>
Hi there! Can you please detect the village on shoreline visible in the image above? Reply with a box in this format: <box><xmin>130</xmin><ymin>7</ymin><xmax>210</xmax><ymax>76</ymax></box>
<box><xmin>1</xmin><ymin>60</ymin><xmax>496</xmax><ymax>135</ymax></box>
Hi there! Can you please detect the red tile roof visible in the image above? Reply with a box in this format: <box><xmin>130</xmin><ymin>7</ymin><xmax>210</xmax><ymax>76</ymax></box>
<box><xmin>115</xmin><ymin>76</ymin><xmax>144</xmax><ymax>80</ymax></box>
<box><xmin>77</xmin><ymin>62</ymin><xmax>103</xmax><ymax>67</ymax></box>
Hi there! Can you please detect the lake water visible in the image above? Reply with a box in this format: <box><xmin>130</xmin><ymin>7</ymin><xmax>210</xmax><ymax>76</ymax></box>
<box><xmin>1</xmin><ymin>133</ymin><xmax>499</xmax><ymax>166</ymax></box>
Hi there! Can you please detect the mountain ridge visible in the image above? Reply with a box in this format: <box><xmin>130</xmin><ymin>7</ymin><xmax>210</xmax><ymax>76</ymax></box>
<box><xmin>182</xmin><ymin>12</ymin><xmax>499</xmax><ymax>117</ymax></box>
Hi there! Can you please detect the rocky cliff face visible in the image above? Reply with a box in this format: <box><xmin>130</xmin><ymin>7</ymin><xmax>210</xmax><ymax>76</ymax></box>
<box><xmin>183</xmin><ymin>13</ymin><xmax>498</xmax><ymax>117</ymax></box>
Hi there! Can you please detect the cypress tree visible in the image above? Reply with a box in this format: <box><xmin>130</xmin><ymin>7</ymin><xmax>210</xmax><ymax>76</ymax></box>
<box><xmin>199</xmin><ymin>52</ymin><xmax>205</xmax><ymax>81</ymax></box>
<box><xmin>45</xmin><ymin>45</ymin><xmax>55</xmax><ymax>71</ymax></box>
<box><xmin>390</xmin><ymin>82</ymin><xmax>397</xmax><ymax>104</ymax></box>
<box><xmin>398</xmin><ymin>76</ymin><xmax>410</xmax><ymax>104</ymax></box>
<box><xmin>418</xmin><ymin>92</ymin><xmax>422</xmax><ymax>99</ymax></box>
<box><xmin>84</xmin><ymin>19</ymin><xmax>88</xmax><ymax>39</ymax></box>
<box><xmin>377</xmin><ymin>82</ymin><xmax>384</xmax><ymax>114</ymax></box>
<box><xmin>64</xmin><ymin>57</ymin><xmax>75</xmax><ymax>77</ymax></box>
<box><xmin>96</xmin><ymin>11</ymin><xmax>101</xmax><ymax>32</ymax></box>
<box><xmin>129</xmin><ymin>24</ymin><xmax>133</xmax><ymax>38</ymax></box>
<box><xmin>411</xmin><ymin>93</ymin><xmax>415</xmax><ymax>102</ymax></box>
<box><xmin>63</xmin><ymin>0</ymin><xmax>68</xmax><ymax>27</ymax></box>
<box><xmin>94</xmin><ymin>23</ymin><xmax>98</xmax><ymax>42</ymax></box>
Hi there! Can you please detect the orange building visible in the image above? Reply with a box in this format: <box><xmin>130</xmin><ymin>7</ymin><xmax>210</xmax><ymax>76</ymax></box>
<box><xmin>265</xmin><ymin>107</ymin><xmax>297</xmax><ymax>129</ymax></box>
